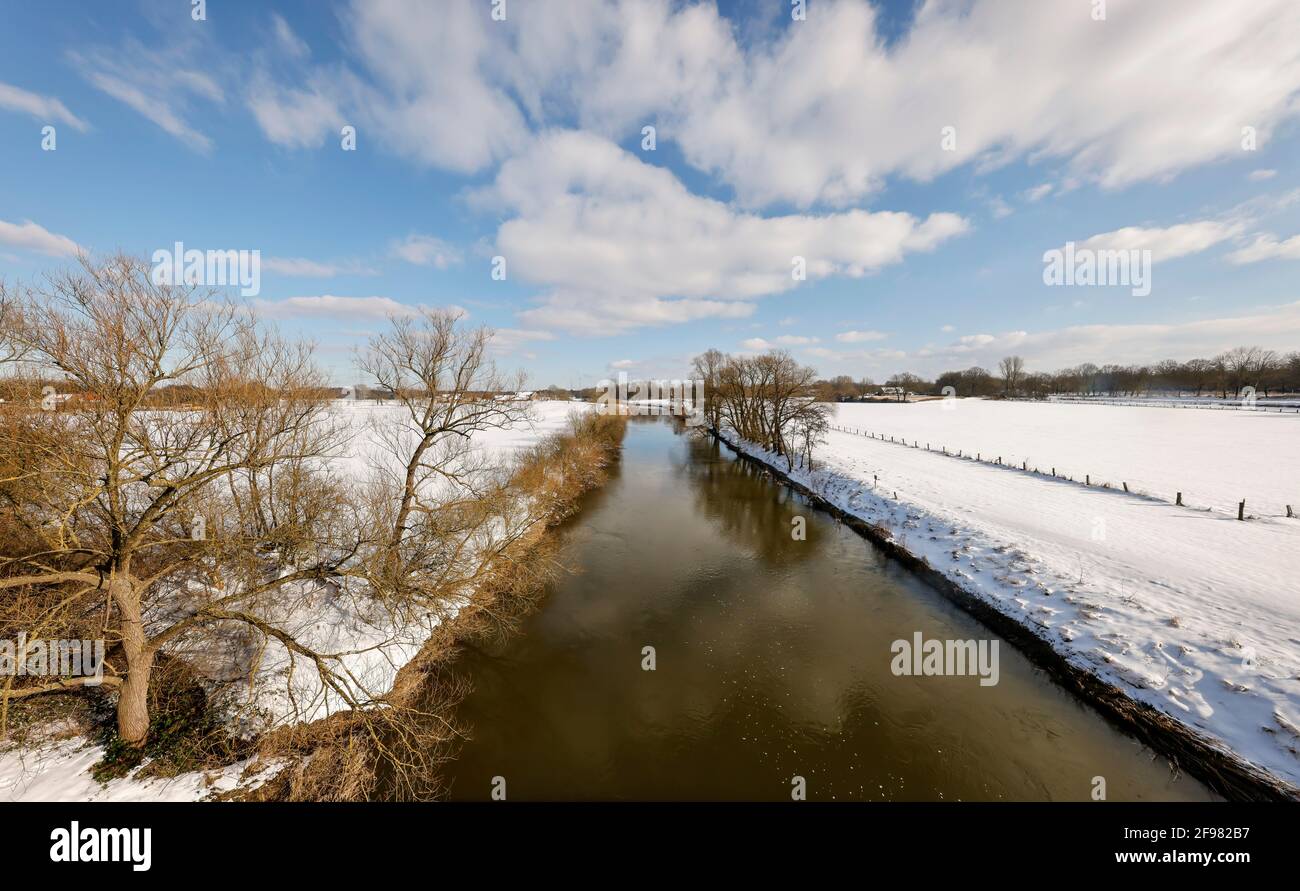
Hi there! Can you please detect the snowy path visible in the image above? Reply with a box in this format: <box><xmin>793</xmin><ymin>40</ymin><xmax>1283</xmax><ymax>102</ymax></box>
<box><xmin>740</xmin><ymin>422</ymin><xmax>1300</xmax><ymax>792</ymax></box>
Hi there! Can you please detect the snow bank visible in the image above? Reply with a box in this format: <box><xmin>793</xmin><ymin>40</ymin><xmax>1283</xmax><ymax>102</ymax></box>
<box><xmin>731</xmin><ymin>402</ymin><xmax>1300</xmax><ymax>793</ymax></box>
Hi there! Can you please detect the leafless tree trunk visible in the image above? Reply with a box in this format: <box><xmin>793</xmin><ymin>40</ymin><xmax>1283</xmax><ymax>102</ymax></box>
<box><xmin>0</xmin><ymin>254</ymin><xmax>361</xmax><ymax>747</ymax></box>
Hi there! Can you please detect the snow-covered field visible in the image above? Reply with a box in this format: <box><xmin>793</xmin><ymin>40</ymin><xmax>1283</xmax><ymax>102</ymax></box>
<box><xmin>324</xmin><ymin>397</ymin><xmax>582</xmax><ymax>481</ymax></box>
<box><xmin>0</xmin><ymin>400</ymin><xmax>590</xmax><ymax>802</ymax></box>
<box><xmin>832</xmin><ymin>399</ymin><xmax>1300</xmax><ymax>517</ymax></box>
<box><xmin>735</xmin><ymin>398</ymin><xmax>1300</xmax><ymax>793</ymax></box>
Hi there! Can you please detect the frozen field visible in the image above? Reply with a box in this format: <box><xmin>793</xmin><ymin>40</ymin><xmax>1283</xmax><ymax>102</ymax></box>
<box><xmin>833</xmin><ymin>399</ymin><xmax>1300</xmax><ymax>517</ymax></box>
<box><xmin>733</xmin><ymin>401</ymin><xmax>1300</xmax><ymax>793</ymax></box>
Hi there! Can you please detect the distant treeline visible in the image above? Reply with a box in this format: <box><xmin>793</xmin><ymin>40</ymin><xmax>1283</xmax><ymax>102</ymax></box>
<box><xmin>813</xmin><ymin>346</ymin><xmax>1300</xmax><ymax>401</ymax></box>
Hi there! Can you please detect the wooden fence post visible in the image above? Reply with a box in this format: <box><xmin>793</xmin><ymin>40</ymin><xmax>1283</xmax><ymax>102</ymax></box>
<box><xmin>1176</xmin><ymin>492</ymin><xmax>1182</xmax><ymax>506</ymax></box>
<box><xmin>1238</xmin><ymin>500</ymin><xmax>1245</xmax><ymax>521</ymax></box>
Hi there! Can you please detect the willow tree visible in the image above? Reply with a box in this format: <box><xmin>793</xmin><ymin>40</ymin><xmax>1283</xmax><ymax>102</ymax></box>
<box><xmin>0</xmin><ymin>254</ymin><xmax>358</xmax><ymax>747</ymax></box>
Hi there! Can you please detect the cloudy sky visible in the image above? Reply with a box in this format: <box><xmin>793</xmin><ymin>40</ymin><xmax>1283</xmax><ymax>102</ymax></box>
<box><xmin>3</xmin><ymin>0</ymin><xmax>1300</xmax><ymax>386</ymax></box>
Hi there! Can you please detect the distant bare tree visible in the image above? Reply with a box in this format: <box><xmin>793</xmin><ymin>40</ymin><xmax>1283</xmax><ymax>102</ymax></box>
<box><xmin>691</xmin><ymin>348</ymin><xmax>725</xmax><ymax>430</ymax></box>
<box><xmin>1217</xmin><ymin>346</ymin><xmax>1278</xmax><ymax>397</ymax></box>
<box><xmin>695</xmin><ymin>349</ymin><xmax>830</xmax><ymax>471</ymax></box>
<box><xmin>998</xmin><ymin>356</ymin><xmax>1025</xmax><ymax>395</ymax></box>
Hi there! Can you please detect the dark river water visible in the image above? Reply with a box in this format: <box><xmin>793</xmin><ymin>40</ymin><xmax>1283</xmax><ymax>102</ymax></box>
<box><xmin>444</xmin><ymin>418</ymin><xmax>1210</xmax><ymax>801</ymax></box>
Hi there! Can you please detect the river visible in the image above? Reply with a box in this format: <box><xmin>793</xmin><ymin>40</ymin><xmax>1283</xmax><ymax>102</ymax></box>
<box><xmin>444</xmin><ymin>417</ymin><xmax>1210</xmax><ymax>801</ymax></box>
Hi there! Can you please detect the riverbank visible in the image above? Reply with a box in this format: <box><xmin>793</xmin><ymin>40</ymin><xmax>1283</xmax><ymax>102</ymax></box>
<box><xmin>711</xmin><ymin>427</ymin><xmax>1298</xmax><ymax>801</ymax></box>
<box><xmin>0</xmin><ymin>406</ymin><xmax>626</xmax><ymax>802</ymax></box>
<box><xmin>251</xmin><ymin>409</ymin><xmax>627</xmax><ymax>800</ymax></box>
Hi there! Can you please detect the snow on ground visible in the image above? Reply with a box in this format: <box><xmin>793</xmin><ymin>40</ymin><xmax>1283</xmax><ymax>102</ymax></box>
<box><xmin>0</xmin><ymin>732</ymin><xmax>281</xmax><ymax>802</ymax></box>
<box><xmin>7</xmin><ymin>400</ymin><xmax>590</xmax><ymax>801</ymax></box>
<box><xmin>324</xmin><ymin>397</ymin><xmax>582</xmax><ymax>481</ymax></box>
<box><xmin>733</xmin><ymin>400</ymin><xmax>1300</xmax><ymax>791</ymax></box>
<box><xmin>226</xmin><ymin>399</ymin><xmax>591</xmax><ymax>730</ymax></box>
<box><xmin>832</xmin><ymin>399</ymin><xmax>1300</xmax><ymax>517</ymax></box>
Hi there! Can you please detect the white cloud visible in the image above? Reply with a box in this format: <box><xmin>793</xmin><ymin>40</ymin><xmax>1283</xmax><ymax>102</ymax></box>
<box><xmin>835</xmin><ymin>330</ymin><xmax>887</xmax><ymax>343</ymax></box>
<box><xmin>389</xmin><ymin>235</ymin><xmax>462</xmax><ymax>269</ymax></box>
<box><xmin>1226</xmin><ymin>233</ymin><xmax>1300</xmax><ymax>264</ymax></box>
<box><xmin>271</xmin><ymin>14</ymin><xmax>310</xmax><ymax>60</ymax></box>
<box><xmin>251</xmin><ymin>295</ymin><xmax>422</xmax><ymax>321</ymax></box>
<box><xmin>946</xmin><ymin>306</ymin><xmax>1300</xmax><ymax>369</ymax></box>
<box><xmin>263</xmin><ymin>256</ymin><xmax>377</xmax><ymax>277</ymax></box>
<box><xmin>743</xmin><ymin>336</ymin><xmax>821</xmax><ymax>351</ymax></box>
<box><xmin>1073</xmin><ymin>221</ymin><xmax>1242</xmax><ymax>262</ymax></box>
<box><xmin>519</xmin><ymin>292</ymin><xmax>754</xmax><ymax>337</ymax></box>
<box><xmin>0</xmin><ymin>82</ymin><xmax>88</xmax><ymax>131</ymax></box>
<box><xmin>337</xmin><ymin>0</ymin><xmax>531</xmax><ymax>172</ymax></box>
<box><xmin>805</xmin><ymin>346</ymin><xmax>906</xmax><ymax>364</ymax></box>
<box><xmin>1248</xmin><ymin>169</ymin><xmax>1278</xmax><ymax>182</ymax></box>
<box><xmin>253</xmin><ymin>0</ymin><xmax>1300</xmax><ymax>207</ymax></box>
<box><xmin>488</xmin><ymin>327</ymin><xmax>556</xmax><ymax>356</ymax></box>
<box><xmin>826</xmin><ymin>303</ymin><xmax>1300</xmax><ymax>379</ymax></box>
<box><xmin>1022</xmin><ymin>183</ymin><xmax>1054</xmax><ymax>203</ymax></box>
<box><xmin>482</xmin><ymin>131</ymin><xmax>966</xmax><ymax>335</ymax></box>
<box><xmin>72</xmin><ymin>38</ymin><xmax>225</xmax><ymax>152</ymax></box>
<box><xmin>954</xmin><ymin>334</ymin><xmax>1000</xmax><ymax>350</ymax></box>
<box><xmin>667</xmin><ymin>0</ymin><xmax>1300</xmax><ymax>206</ymax></box>
<box><xmin>987</xmin><ymin>196</ymin><xmax>1013</xmax><ymax>219</ymax></box>
<box><xmin>248</xmin><ymin>76</ymin><xmax>343</xmax><ymax>149</ymax></box>
<box><xmin>0</xmin><ymin>218</ymin><xmax>82</xmax><ymax>257</ymax></box>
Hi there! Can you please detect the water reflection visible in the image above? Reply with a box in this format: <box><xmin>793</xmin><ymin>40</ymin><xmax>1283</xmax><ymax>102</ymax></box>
<box><xmin>443</xmin><ymin>418</ymin><xmax>1211</xmax><ymax>801</ymax></box>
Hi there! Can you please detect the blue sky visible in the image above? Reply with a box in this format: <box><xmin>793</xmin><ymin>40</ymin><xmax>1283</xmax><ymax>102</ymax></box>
<box><xmin>2</xmin><ymin>0</ymin><xmax>1300</xmax><ymax>387</ymax></box>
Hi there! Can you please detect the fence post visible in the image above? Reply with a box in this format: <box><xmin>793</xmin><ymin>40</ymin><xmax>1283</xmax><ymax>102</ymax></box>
<box><xmin>1238</xmin><ymin>500</ymin><xmax>1245</xmax><ymax>521</ymax></box>
<box><xmin>1176</xmin><ymin>492</ymin><xmax>1182</xmax><ymax>506</ymax></box>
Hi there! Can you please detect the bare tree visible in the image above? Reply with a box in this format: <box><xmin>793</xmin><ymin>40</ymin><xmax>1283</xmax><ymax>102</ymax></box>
<box><xmin>690</xmin><ymin>348</ymin><xmax>725</xmax><ymax>430</ymax></box>
<box><xmin>356</xmin><ymin>311</ymin><xmax>535</xmax><ymax>603</ymax></box>
<box><xmin>0</xmin><ymin>255</ymin><xmax>362</xmax><ymax>747</ymax></box>
<box><xmin>998</xmin><ymin>355</ymin><xmax>1025</xmax><ymax>395</ymax></box>
<box><xmin>696</xmin><ymin>349</ymin><xmax>830</xmax><ymax>471</ymax></box>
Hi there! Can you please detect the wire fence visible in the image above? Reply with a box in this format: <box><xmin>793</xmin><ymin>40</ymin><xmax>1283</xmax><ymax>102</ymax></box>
<box><xmin>1041</xmin><ymin>396</ymin><xmax>1300</xmax><ymax>412</ymax></box>
<box><xmin>827</xmin><ymin>423</ymin><xmax>1297</xmax><ymax>521</ymax></box>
